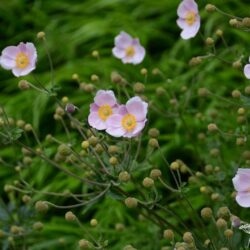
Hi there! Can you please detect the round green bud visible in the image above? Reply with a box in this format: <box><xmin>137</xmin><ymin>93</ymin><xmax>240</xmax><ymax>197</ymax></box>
<box><xmin>65</xmin><ymin>211</ymin><xmax>76</xmax><ymax>221</ymax></box>
<box><xmin>148</xmin><ymin>138</ymin><xmax>159</xmax><ymax>148</ymax></box>
<box><xmin>79</xmin><ymin>239</ymin><xmax>90</xmax><ymax>249</ymax></box>
<box><xmin>108</xmin><ymin>145</ymin><xmax>119</xmax><ymax>154</ymax></box>
<box><xmin>58</xmin><ymin>144</ymin><xmax>71</xmax><ymax>156</ymax></box>
<box><xmin>90</xmin><ymin>219</ymin><xmax>98</xmax><ymax>227</ymax></box>
<box><xmin>109</xmin><ymin>156</ymin><xmax>118</xmax><ymax>166</ymax></box>
<box><xmin>33</xmin><ymin>222</ymin><xmax>44</xmax><ymax>231</ymax></box>
<box><xmin>183</xmin><ymin>232</ymin><xmax>193</xmax><ymax>243</ymax></box>
<box><xmin>133</xmin><ymin>82</ymin><xmax>145</xmax><ymax>94</ymax></box>
<box><xmin>118</xmin><ymin>171</ymin><xmax>131</xmax><ymax>182</ymax></box>
<box><xmin>148</xmin><ymin>128</ymin><xmax>160</xmax><ymax>138</ymax></box>
<box><xmin>35</xmin><ymin>201</ymin><xmax>48</xmax><ymax>213</ymax></box>
<box><xmin>150</xmin><ymin>169</ymin><xmax>162</xmax><ymax>179</ymax></box>
<box><xmin>201</xmin><ymin>207</ymin><xmax>213</xmax><ymax>220</ymax></box>
<box><xmin>142</xmin><ymin>177</ymin><xmax>154</xmax><ymax>188</ymax></box>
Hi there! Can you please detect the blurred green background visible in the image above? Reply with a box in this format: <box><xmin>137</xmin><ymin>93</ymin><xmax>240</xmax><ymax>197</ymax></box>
<box><xmin>1</xmin><ymin>0</ymin><xmax>250</xmax><ymax>249</ymax></box>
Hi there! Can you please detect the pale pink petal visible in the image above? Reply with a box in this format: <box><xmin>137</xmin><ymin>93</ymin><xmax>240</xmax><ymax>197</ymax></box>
<box><xmin>25</xmin><ymin>43</ymin><xmax>37</xmax><ymax>63</ymax></box>
<box><xmin>238</xmin><ymin>168</ymin><xmax>250</xmax><ymax>175</ymax></box>
<box><xmin>90</xmin><ymin>103</ymin><xmax>99</xmax><ymax>112</ymax></box>
<box><xmin>131</xmin><ymin>41</ymin><xmax>145</xmax><ymax>64</ymax></box>
<box><xmin>177</xmin><ymin>0</ymin><xmax>198</xmax><ymax>18</ymax></box>
<box><xmin>112</xmin><ymin>47</ymin><xmax>126</xmax><ymax>59</ymax></box>
<box><xmin>12</xmin><ymin>65</ymin><xmax>35</xmax><ymax>77</ymax></box>
<box><xmin>0</xmin><ymin>55</ymin><xmax>15</xmax><ymax>69</ymax></box>
<box><xmin>106</xmin><ymin>126</ymin><xmax>126</xmax><ymax>137</ymax></box>
<box><xmin>118</xmin><ymin>105</ymin><xmax>128</xmax><ymax>116</ymax></box>
<box><xmin>88</xmin><ymin>112</ymin><xmax>106</xmax><ymax>130</ymax></box>
<box><xmin>244</xmin><ymin>64</ymin><xmax>250</xmax><ymax>79</ymax></box>
<box><xmin>106</xmin><ymin>114</ymin><xmax>123</xmax><ymax>128</ymax></box>
<box><xmin>236</xmin><ymin>192</ymin><xmax>250</xmax><ymax>207</ymax></box>
<box><xmin>126</xmin><ymin>97</ymin><xmax>148</xmax><ymax>121</ymax></box>
<box><xmin>132</xmin><ymin>120</ymin><xmax>147</xmax><ymax>136</ymax></box>
<box><xmin>94</xmin><ymin>90</ymin><xmax>116</xmax><ymax>107</ymax></box>
<box><xmin>233</xmin><ymin>174</ymin><xmax>250</xmax><ymax>192</ymax></box>
<box><xmin>180</xmin><ymin>18</ymin><xmax>200</xmax><ymax>39</ymax></box>
<box><xmin>1</xmin><ymin>46</ymin><xmax>19</xmax><ymax>59</ymax></box>
<box><xmin>114</xmin><ymin>31</ymin><xmax>133</xmax><ymax>49</ymax></box>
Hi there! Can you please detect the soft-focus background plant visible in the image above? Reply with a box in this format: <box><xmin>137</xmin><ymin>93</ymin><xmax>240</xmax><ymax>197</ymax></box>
<box><xmin>1</xmin><ymin>0</ymin><xmax>250</xmax><ymax>249</ymax></box>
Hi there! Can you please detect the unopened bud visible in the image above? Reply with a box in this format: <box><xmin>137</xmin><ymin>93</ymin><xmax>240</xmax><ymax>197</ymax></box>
<box><xmin>65</xmin><ymin>211</ymin><xmax>76</xmax><ymax>221</ymax></box>
<box><xmin>37</xmin><ymin>31</ymin><xmax>45</xmax><ymax>39</ymax></box>
<box><xmin>133</xmin><ymin>82</ymin><xmax>145</xmax><ymax>94</ymax></box>
<box><xmin>215</xmin><ymin>29</ymin><xmax>223</xmax><ymax>37</ymax></box>
<box><xmin>90</xmin><ymin>219</ymin><xmax>98</xmax><ymax>227</ymax></box>
<box><xmin>140</xmin><ymin>68</ymin><xmax>147</xmax><ymax>75</ymax></box>
<box><xmin>18</xmin><ymin>80</ymin><xmax>30</xmax><ymax>90</ymax></box>
<box><xmin>35</xmin><ymin>201</ymin><xmax>48</xmax><ymax>213</ymax></box>
<box><xmin>216</xmin><ymin>218</ymin><xmax>227</xmax><ymax>229</ymax></box>
<box><xmin>163</xmin><ymin>229</ymin><xmax>174</xmax><ymax>240</ymax></box>
<box><xmin>150</xmin><ymin>169</ymin><xmax>162</xmax><ymax>179</ymax></box>
<box><xmin>189</xmin><ymin>56</ymin><xmax>202</xmax><ymax>66</ymax></box>
<box><xmin>119</xmin><ymin>171</ymin><xmax>131</xmax><ymax>182</ymax></box>
<box><xmin>207</xmin><ymin>123</ymin><xmax>218</xmax><ymax>132</ymax></box>
<box><xmin>183</xmin><ymin>232</ymin><xmax>193</xmax><ymax>243</ymax></box>
<box><xmin>224</xmin><ymin>229</ymin><xmax>233</xmax><ymax>238</ymax></box>
<box><xmin>79</xmin><ymin>239</ymin><xmax>90</xmax><ymax>249</ymax></box>
<box><xmin>91</xmin><ymin>74</ymin><xmax>99</xmax><ymax>82</ymax></box>
<box><xmin>205</xmin><ymin>4</ymin><xmax>216</xmax><ymax>12</ymax></box>
<box><xmin>124</xmin><ymin>197</ymin><xmax>138</xmax><ymax>208</ymax></box>
<box><xmin>148</xmin><ymin>138</ymin><xmax>159</xmax><ymax>148</ymax></box>
<box><xmin>142</xmin><ymin>177</ymin><xmax>154</xmax><ymax>188</ymax></box>
<box><xmin>33</xmin><ymin>222</ymin><xmax>44</xmax><ymax>231</ymax></box>
<box><xmin>201</xmin><ymin>207</ymin><xmax>213</xmax><ymax>219</ymax></box>
<box><xmin>148</xmin><ymin>128</ymin><xmax>160</xmax><ymax>138</ymax></box>
<box><xmin>109</xmin><ymin>156</ymin><xmax>118</xmax><ymax>166</ymax></box>
<box><xmin>65</xmin><ymin>103</ymin><xmax>76</xmax><ymax>113</ymax></box>
<box><xmin>205</xmin><ymin>37</ymin><xmax>214</xmax><ymax>46</ymax></box>
<box><xmin>92</xmin><ymin>50</ymin><xmax>99</xmax><ymax>58</ymax></box>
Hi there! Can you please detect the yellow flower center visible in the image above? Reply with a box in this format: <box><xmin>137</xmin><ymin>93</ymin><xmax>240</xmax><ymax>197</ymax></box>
<box><xmin>98</xmin><ymin>105</ymin><xmax>113</xmax><ymax>121</ymax></box>
<box><xmin>185</xmin><ymin>11</ymin><xmax>196</xmax><ymax>26</ymax></box>
<box><xmin>15</xmin><ymin>52</ymin><xmax>29</xmax><ymax>69</ymax></box>
<box><xmin>121</xmin><ymin>114</ymin><xmax>137</xmax><ymax>131</ymax></box>
<box><xmin>125</xmin><ymin>46</ymin><xmax>135</xmax><ymax>57</ymax></box>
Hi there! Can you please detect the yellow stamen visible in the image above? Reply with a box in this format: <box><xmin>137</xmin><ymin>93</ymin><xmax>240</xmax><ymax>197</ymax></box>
<box><xmin>247</xmin><ymin>187</ymin><xmax>250</xmax><ymax>192</ymax></box>
<box><xmin>185</xmin><ymin>11</ymin><xmax>196</xmax><ymax>26</ymax></box>
<box><xmin>125</xmin><ymin>46</ymin><xmax>135</xmax><ymax>57</ymax></box>
<box><xmin>98</xmin><ymin>105</ymin><xmax>113</xmax><ymax>121</ymax></box>
<box><xmin>15</xmin><ymin>52</ymin><xmax>29</xmax><ymax>69</ymax></box>
<box><xmin>121</xmin><ymin>114</ymin><xmax>137</xmax><ymax>131</ymax></box>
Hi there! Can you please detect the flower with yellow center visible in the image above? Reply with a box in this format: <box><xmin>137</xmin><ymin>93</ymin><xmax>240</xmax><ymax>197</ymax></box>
<box><xmin>98</xmin><ymin>105</ymin><xmax>113</xmax><ymax>121</ymax></box>
<box><xmin>125</xmin><ymin>46</ymin><xmax>135</xmax><ymax>57</ymax></box>
<box><xmin>121</xmin><ymin>114</ymin><xmax>137</xmax><ymax>131</ymax></box>
<box><xmin>15</xmin><ymin>52</ymin><xmax>29</xmax><ymax>69</ymax></box>
<box><xmin>185</xmin><ymin>11</ymin><xmax>196</xmax><ymax>25</ymax></box>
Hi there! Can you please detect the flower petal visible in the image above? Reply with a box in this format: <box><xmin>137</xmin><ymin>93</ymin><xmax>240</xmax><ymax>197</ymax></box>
<box><xmin>126</xmin><ymin>96</ymin><xmax>148</xmax><ymax>121</ymax></box>
<box><xmin>244</xmin><ymin>64</ymin><xmax>250</xmax><ymax>79</ymax></box>
<box><xmin>233</xmin><ymin>172</ymin><xmax>250</xmax><ymax>192</ymax></box>
<box><xmin>12</xmin><ymin>66</ymin><xmax>35</xmax><ymax>77</ymax></box>
<box><xmin>112</xmin><ymin>47</ymin><xmax>126</xmax><ymax>59</ymax></box>
<box><xmin>94</xmin><ymin>90</ymin><xmax>117</xmax><ymax>107</ymax></box>
<box><xmin>177</xmin><ymin>0</ymin><xmax>198</xmax><ymax>18</ymax></box>
<box><xmin>88</xmin><ymin>112</ymin><xmax>106</xmax><ymax>130</ymax></box>
<box><xmin>236</xmin><ymin>192</ymin><xmax>250</xmax><ymax>208</ymax></box>
<box><xmin>106</xmin><ymin>114</ymin><xmax>123</xmax><ymax>128</ymax></box>
<box><xmin>180</xmin><ymin>19</ymin><xmax>200</xmax><ymax>39</ymax></box>
<box><xmin>1</xmin><ymin>46</ymin><xmax>19</xmax><ymax>60</ymax></box>
<box><xmin>114</xmin><ymin>31</ymin><xmax>133</xmax><ymax>49</ymax></box>
<box><xmin>0</xmin><ymin>55</ymin><xmax>15</xmax><ymax>69</ymax></box>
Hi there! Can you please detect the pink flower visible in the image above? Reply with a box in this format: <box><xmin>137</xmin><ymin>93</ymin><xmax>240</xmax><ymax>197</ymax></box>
<box><xmin>177</xmin><ymin>0</ymin><xmax>200</xmax><ymax>40</ymax></box>
<box><xmin>244</xmin><ymin>58</ymin><xmax>250</xmax><ymax>79</ymax></box>
<box><xmin>106</xmin><ymin>96</ymin><xmax>148</xmax><ymax>138</ymax></box>
<box><xmin>0</xmin><ymin>42</ymin><xmax>37</xmax><ymax>77</ymax></box>
<box><xmin>232</xmin><ymin>168</ymin><xmax>250</xmax><ymax>207</ymax></box>
<box><xmin>88</xmin><ymin>90</ymin><xmax>118</xmax><ymax>130</ymax></box>
<box><xmin>112</xmin><ymin>31</ymin><xmax>145</xmax><ymax>65</ymax></box>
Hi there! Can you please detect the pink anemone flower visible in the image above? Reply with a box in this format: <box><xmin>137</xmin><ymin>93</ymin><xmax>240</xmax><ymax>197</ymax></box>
<box><xmin>106</xmin><ymin>96</ymin><xmax>148</xmax><ymax>138</ymax></box>
<box><xmin>232</xmin><ymin>168</ymin><xmax>250</xmax><ymax>207</ymax></box>
<box><xmin>112</xmin><ymin>31</ymin><xmax>145</xmax><ymax>65</ymax></box>
<box><xmin>88</xmin><ymin>90</ymin><xmax>118</xmax><ymax>130</ymax></box>
<box><xmin>244</xmin><ymin>58</ymin><xmax>250</xmax><ymax>79</ymax></box>
<box><xmin>0</xmin><ymin>42</ymin><xmax>37</xmax><ymax>77</ymax></box>
<box><xmin>177</xmin><ymin>0</ymin><xmax>200</xmax><ymax>40</ymax></box>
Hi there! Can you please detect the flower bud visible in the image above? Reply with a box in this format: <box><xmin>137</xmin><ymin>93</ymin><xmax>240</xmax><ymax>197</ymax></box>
<box><xmin>4</xmin><ymin>184</ymin><xmax>13</xmax><ymax>193</ymax></box>
<box><xmin>245</xmin><ymin>86</ymin><xmax>250</xmax><ymax>95</ymax></box>
<box><xmin>205</xmin><ymin>37</ymin><xmax>214</xmax><ymax>46</ymax></box>
<box><xmin>24</xmin><ymin>123</ymin><xmax>32</xmax><ymax>132</ymax></box>
<box><xmin>148</xmin><ymin>138</ymin><xmax>159</xmax><ymax>148</ymax></box>
<box><xmin>236</xmin><ymin>137</ymin><xmax>245</xmax><ymax>146</ymax></box>
<box><xmin>205</xmin><ymin>164</ymin><xmax>213</xmax><ymax>174</ymax></box>
<box><xmin>65</xmin><ymin>103</ymin><xmax>76</xmax><ymax>113</ymax></box>
<box><xmin>81</xmin><ymin>140</ymin><xmax>89</xmax><ymax>149</ymax></box>
<box><xmin>124</xmin><ymin>197</ymin><xmax>138</xmax><ymax>208</ymax></box>
<box><xmin>201</xmin><ymin>207</ymin><xmax>213</xmax><ymax>220</ymax></box>
<box><xmin>217</xmin><ymin>206</ymin><xmax>230</xmax><ymax>219</ymax></box>
<box><xmin>111</xmin><ymin>71</ymin><xmax>123</xmax><ymax>84</ymax></box>
<box><xmin>109</xmin><ymin>156</ymin><xmax>118</xmax><ymax>166</ymax></box>
<box><xmin>35</xmin><ymin>201</ymin><xmax>48</xmax><ymax>213</ymax></box>
<box><xmin>229</xmin><ymin>19</ymin><xmax>238</xmax><ymax>26</ymax></box>
<box><xmin>62</xmin><ymin>96</ymin><xmax>69</xmax><ymax>104</ymax></box>
<box><xmin>72</xmin><ymin>73</ymin><xmax>79</xmax><ymax>80</ymax></box>
<box><xmin>170</xmin><ymin>161</ymin><xmax>179</xmax><ymax>170</ymax></box>
<box><xmin>123</xmin><ymin>245</ymin><xmax>137</xmax><ymax>250</ymax></box>
<box><xmin>148</xmin><ymin>128</ymin><xmax>160</xmax><ymax>138</ymax></box>
<box><xmin>189</xmin><ymin>56</ymin><xmax>202</xmax><ymax>66</ymax></box>
<box><xmin>207</xmin><ymin>123</ymin><xmax>218</xmax><ymax>132</ymax></box>
<box><xmin>211</xmin><ymin>193</ymin><xmax>220</xmax><ymax>201</ymax></box>
<box><xmin>37</xmin><ymin>31</ymin><xmax>45</xmax><ymax>39</ymax></box>
<box><xmin>205</xmin><ymin>4</ymin><xmax>216</xmax><ymax>12</ymax></box>
<box><xmin>58</xmin><ymin>144</ymin><xmax>71</xmax><ymax>156</ymax></box>
<box><xmin>22</xmin><ymin>195</ymin><xmax>31</xmax><ymax>203</ymax></box>
<box><xmin>232</xmin><ymin>89</ymin><xmax>241</xmax><ymax>98</ymax></box>
<box><xmin>150</xmin><ymin>169</ymin><xmax>162</xmax><ymax>179</ymax></box>
<box><xmin>183</xmin><ymin>232</ymin><xmax>193</xmax><ymax>243</ymax></box>
<box><xmin>88</xmin><ymin>136</ymin><xmax>98</xmax><ymax>146</ymax></box>
<box><xmin>215</xmin><ymin>29</ymin><xmax>223</xmax><ymax>37</ymax></box>
<box><xmin>231</xmin><ymin>216</ymin><xmax>241</xmax><ymax>228</ymax></box>
<box><xmin>224</xmin><ymin>229</ymin><xmax>233</xmax><ymax>238</ymax></box>
<box><xmin>92</xmin><ymin>50</ymin><xmax>99</xmax><ymax>58</ymax></box>
<box><xmin>95</xmin><ymin>144</ymin><xmax>103</xmax><ymax>154</ymax></box>
<box><xmin>79</xmin><ymin>239</ymin><xmax>90</xmax><ymax>249</ymax></box>
<box><xmin>90</xmin><ymin>219</ymin><xmax>98</xmax><ymax>227</ymax></box>
<box><xmin>119</xmin><ymin>171</ymin><xmax>131</xmax><ymax>182</ymax></box>
<box><xmin>115</xmin><ymin>223</ymin><xmax>125</xmax><ymax>231</ymax></box>
<box><xmin>216</xmin><ymin>218</ymin><xmax>227</xmax><ymax>229</ymax></box>
<box><xmin>133</xmin><ymin>82</ymin><xmax>145</xmax><ymax>94</ymax></box>
<box><xmin>242</xmin><ymin>17</ymin><xmax>250</xmax><ymax>27</ymax></box>
<box><xmin>210</xmin><ymin>148</ymin><xmax>220</xmax><ymax>157</ymax></box>
<box><xmin>142</xmin><ymin>177</ymin><xmax>154</xmax><ymax>188</ymax></box>
<box><xmin>65</xmin><ymin>211</ymin><xmax>76</xmax><ymax>221</ymax></box>
<box><xmin>140</xmin><ymin>68</ymin><xmax>147</xmax><ymax>75</ymax></box>
<box><xmin>33</xmin><ymin>222</ymin><xmax>44</xmax><ymax>231</ymax></box>
<box><xmin>108</xmin><ymin>145</ymin><xmax>119</xmax><ymax>154</ymax></box>
<box><xmin>23</xmin><ymin>156</ymin><xmax>32</xmax><ymax>165</ymax></box>
<box><xmin>16</xmin><ymin>120</ymin><xmax>25</xmax><ymax>128</ymax></box>
<box><xmin>18</xmin><ymin>80</ymin><xmax>30</xmax><ymax>90</ymax></box>
<box><xmin>198</xmin><ymin>87</ymin><xmax>209</xmax><ymax>97</ymax></box>
<box><xmin>163</xmin><ymin>229</ymin><xmax>174</xmax><ymax>240</ymax></box>
<box><xmin>156</xmin><ymin>87</ymin><xmax>166</xmax><ymax>96</ymax></box>
<box><xmin>10</xmin><ymin>225</ymin><xmax>21</xmax><ymax>234</ymax></box>
<box><xmin>91</xmin><ymin>74</ymin><xmax>99</xmax><ymax>82</ymax></box>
